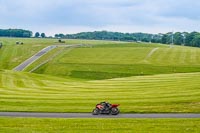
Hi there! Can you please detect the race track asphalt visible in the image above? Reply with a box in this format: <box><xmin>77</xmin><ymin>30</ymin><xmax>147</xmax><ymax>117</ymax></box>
<box><xmin>13</xmin><ymin>44</ymin><xmax>83</xmax><ymax>71</ymax></box>
<box><xmin>0</xmin><ymin>112</ymin><xmax>200</xmax><ymax>118</ymax></box>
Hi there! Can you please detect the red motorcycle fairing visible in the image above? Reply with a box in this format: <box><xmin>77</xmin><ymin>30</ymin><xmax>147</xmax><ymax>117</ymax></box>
<box><xmin>96</xmin><ymin>104</ymin><xmax>104</xmax><ymax>109</ymax></box>
<box><xmin>111</xmin><ymin>104</ymin><xmax>120</xmax><ymax>108</ymax></box>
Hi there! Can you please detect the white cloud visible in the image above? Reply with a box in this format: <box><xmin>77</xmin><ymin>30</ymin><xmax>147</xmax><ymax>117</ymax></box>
<box><xmin>0</xmin><ymin>0</ymin><xmax>200</xmax><ymax>35</ymax></box>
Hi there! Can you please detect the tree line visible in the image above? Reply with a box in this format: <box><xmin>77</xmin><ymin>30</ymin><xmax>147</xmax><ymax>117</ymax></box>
<box><xmin>0</xmin><ymin>29</ymin><xmax>46</xmax><ymax>38</ymax></box>
<box><xmin>55</xmin><ymin>31</ymin><xmax>153</xmax><ymax>42</ymax></box>
<box><xmin>1</xmin><ymin>29</ymin><xmax>200</xmax><ymax>48</ymax></box>
<box><xmin>161</xmin><ymin>32</ymin><xmax>200</xmax><ymax>47</ymax></box>
<box><xmin>55</xmin><ymin>31</ymin><xmax>200</xmax><ymax>47</ymax></box>
<box><xmin>0</xmin><ymin>29</ymin><xmax>32</xmax><ymax>37</ymax></box>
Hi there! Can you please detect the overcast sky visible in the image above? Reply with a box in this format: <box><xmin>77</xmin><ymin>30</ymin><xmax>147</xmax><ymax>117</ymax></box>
<box><xmin>1</xmin><ymin>0</ymin><xmax>200</xmax><ymax>36</ymax></box>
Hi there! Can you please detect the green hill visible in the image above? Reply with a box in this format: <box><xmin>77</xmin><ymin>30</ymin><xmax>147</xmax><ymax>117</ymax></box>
<box><xmin>28</xmin><ymin>43</ymin><xmax>200</xmax><ymax>80</ymax></box>
<box><xmin>0</xmin><ymin>38</ymin><xmax>199</xmax><ymax>113</ymax></box>
<box><xmin>0</xmin><ymin>38</ymin><xmax>118</xmax><ymax>70</ymax></box>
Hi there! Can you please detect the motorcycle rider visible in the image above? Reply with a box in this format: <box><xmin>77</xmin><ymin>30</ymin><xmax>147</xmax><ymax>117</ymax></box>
<box><xmin>92</xmin><ymin>101</ymin><xmax>120</xmax><ymax>115</ymax></box>
<box><xmin>101</xmin><ymin>101</ymin><xmax>111</xmax><ymax>110</ymax></box>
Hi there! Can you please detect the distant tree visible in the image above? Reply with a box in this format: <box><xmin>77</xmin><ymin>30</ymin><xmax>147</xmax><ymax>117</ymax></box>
<box><xmin>185</xmin><ymin>32</ymin><xmax>198</xmax><ymax>46</ymax></box>
<box><xmin>35</xmin><ymin>32</ymin><xmax>40</xmax><ymax>38</ymax></box>
<box><xmin>161</xmin><ymin>34</ymin><xmax>168</xmax><ymax>44</ymax></box>
<box><xmin>0</xmin><ymin>42</ymin><xmax>2</xmax><ymax>49</ymax></box>
<box><xmin>55</xmin><ymin>33</ymin><xmax>65</xmax><ymax>38</ymax></box>
<box><xmin>58</xmin><ymin>33</ymin><xmax>65</xmax><ymax>38</ymax></box>
<box><xmin>141</xmin><ymin>38</ymin><xmax>149</xmax><ymax>42</ymax></box>
<box><xmin>192</xmin><ymin>34</ymin><xmax>200</xmax><ymax>47</ymax></box>
<box><xmin>174</xmin><ymin>32</ymin><xmax>183</xmax><ymax>45</ymax></box>
<box><xmin>23</xmin><ymin>31</ymin><xmax>32</xmax><ymax>38</ymax></box>
<box><xmin>55</xmin><ymin>34</ymin><xmax>58</xmax><ymax>38</ymax></box>
<box><xmin>41</xmin><ymin>33</ymin><xmax>46</xmax><ymax>38</ymax></box>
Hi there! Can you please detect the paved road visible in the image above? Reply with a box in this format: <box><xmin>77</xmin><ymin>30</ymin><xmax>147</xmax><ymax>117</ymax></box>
<box><xmin>13</xmin><ymin>44</ymin><xmax>83</xmax><ymax>71</ymax></box>
<box><xmin>0</xmin><ymin>112</ymin><xmax>199</xmax><ymax>118</ymax></box>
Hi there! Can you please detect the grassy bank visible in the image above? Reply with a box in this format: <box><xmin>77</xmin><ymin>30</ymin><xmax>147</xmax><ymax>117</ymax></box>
<box><xmin>0</xmin><ymin>38</ymin><xmax>119</xmax><ymax>70</ymax></box>
<box><xmin>0</xmin><ymin>70</ymin><xmax>199</xmax><ymax>113</ymax></box>
<box><xmin>32</xmin><ymin>44</ymin><xmax>200</xmax><ymax>79</ymax></box>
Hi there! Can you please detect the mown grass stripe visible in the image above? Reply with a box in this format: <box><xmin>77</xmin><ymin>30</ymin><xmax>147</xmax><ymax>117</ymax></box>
<box><xmin>0</xmin><ymin>70</ymin><xmax>199</xmax><ymax>113</ymax></box>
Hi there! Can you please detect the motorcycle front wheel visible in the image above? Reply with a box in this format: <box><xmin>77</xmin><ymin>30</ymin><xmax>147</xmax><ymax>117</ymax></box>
<box><xmin>111</xmin><ymin>107</ymin><xmax>119</xmax><ymax>115</ymax></box>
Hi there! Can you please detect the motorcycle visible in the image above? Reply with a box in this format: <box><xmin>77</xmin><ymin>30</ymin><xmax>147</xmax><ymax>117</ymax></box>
<box><xmin>92</xmin><ymin>102</ymin><xmax>120</xmax><ymax>115</ymax></box>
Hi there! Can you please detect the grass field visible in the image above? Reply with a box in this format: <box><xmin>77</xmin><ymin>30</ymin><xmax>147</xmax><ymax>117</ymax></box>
<box><xmin>0</xmin><ymin>38</ymin><xmax>200</xmax><ymax>132</ymax></box>
<box><xmin>0</xmin><ymin>118</ymin><xmax>199</xmax><ymax>133</ymax></box>
<box><xmin>0</xmin><ymin>70</ymin><xmax>199</xmax><ymax>113</ymax></box>
<box><xmin>0</xmin><ymin>38</ymin><xmax>200</xmax><ymax>113</ymax></box>
<box><xmin>30</xmin><ymin>43</ymin><xmax>200</xmax><ymax>79</ymax></box>
<box><xmin>0</xmin><ymin>37</ymin><xmax>119</xmax><ymax>70</ymax></box>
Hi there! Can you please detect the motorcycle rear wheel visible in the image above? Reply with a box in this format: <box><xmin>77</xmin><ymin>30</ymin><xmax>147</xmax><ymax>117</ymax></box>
<box><xmin>92</xmin><ymin>108</ymin><xmax>100</xmax><ymax>115</ymax></box>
